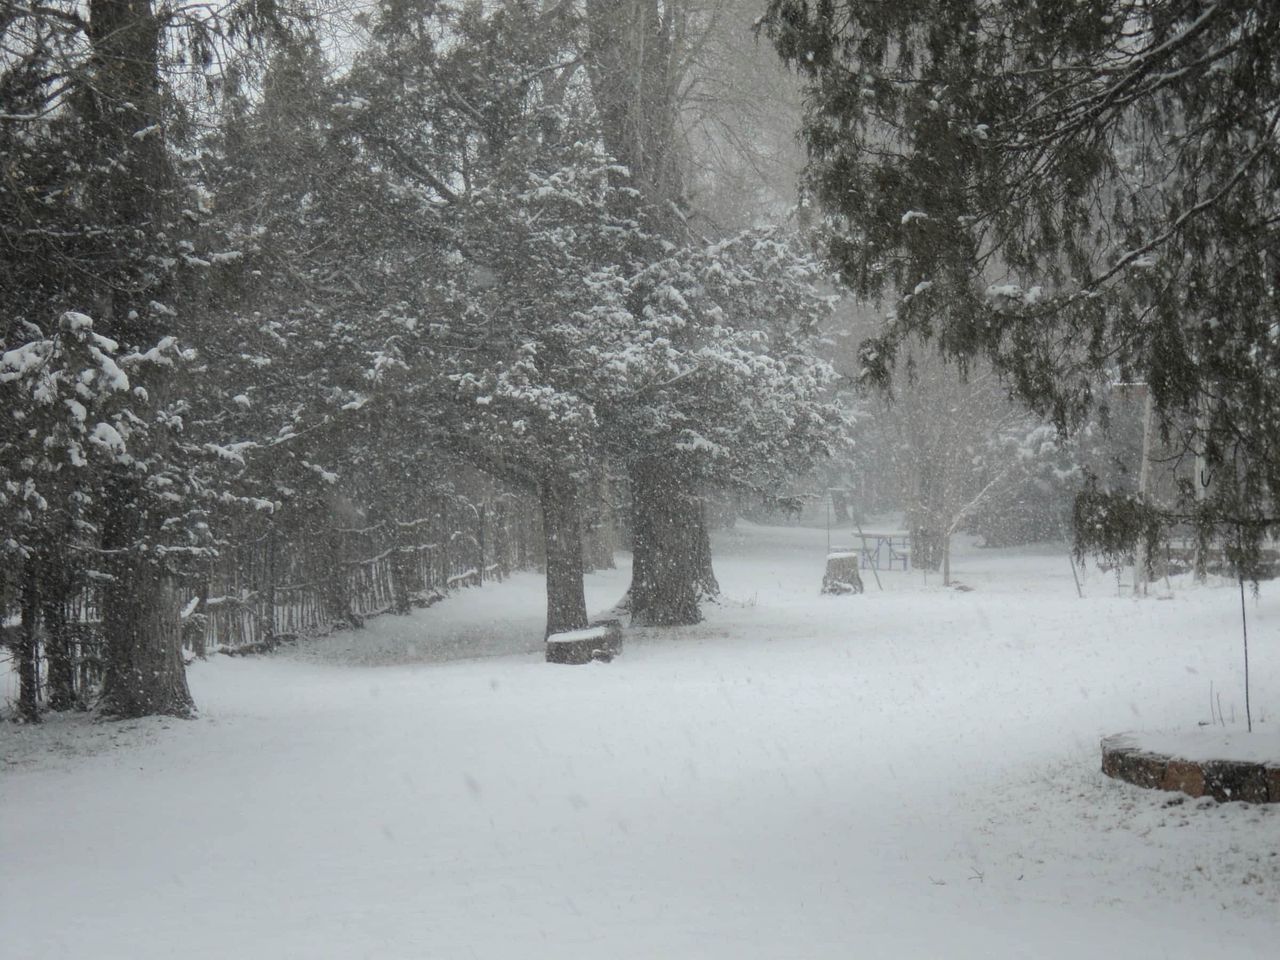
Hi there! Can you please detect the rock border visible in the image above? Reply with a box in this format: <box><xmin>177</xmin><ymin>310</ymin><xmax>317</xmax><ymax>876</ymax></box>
<box><xmin>1101</xmin><ymin>734</ymin><xmax>1280</xmax><ymax>803</ymax></box>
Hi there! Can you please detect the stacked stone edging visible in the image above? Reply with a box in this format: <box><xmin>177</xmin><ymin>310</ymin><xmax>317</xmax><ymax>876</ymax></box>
<box><xmin>1101</xmin><ymin>734</ymin><xmax>1280</xmax><ymax>803</ymax></box>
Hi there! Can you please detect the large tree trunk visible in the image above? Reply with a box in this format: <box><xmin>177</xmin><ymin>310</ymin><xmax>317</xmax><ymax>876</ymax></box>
<box><xmin>583</xmin><ymin>0</ymin><xmax>685</xmax><ymax>215</ymax></box>
<box><xmin>831</xmin><ymin>488</ymin><xmax>851</xmax><ymax>524</ymax></box>
<box><xmin>491</xmin><ymin>500</ymin><xmax>512</xmax><ymax>580</ymax></box>
<box><xmin>541</xmin><ymin>475</ymin><xmax>589</xmax><ymax>638</ymax></box>
<box><xmin>99</xmin><ymin>580</ymin><xmax>192</xmax><ymax>718</ymax></box>
<box><xmin>583</xmin><ymin>0</ymin><xmax>722</xmax><ymax>624</ymax></box>
<box><xmin>628</xmin><ymin>458</ymin><xmax>717</xmax><ymax>626</ymax></box>
<box><xmin>87</xmin><ymin>0</ymin><xmax>193</xmax><ymax>717</ymax></box>
<box><xmin>42</xmin><ymin>553</ymin><xmax>77</xmax><ymax>710</ymax></box>
<box><xmin>98</xmin><ymin>529</ymin><xmax>193</xmax><ymax>719</ymax></box>
<box><xmin>584</xmin><ymin>1</ymin><xmax>723</xmax><ymax>623</ymax></box>
<box><xmin>323</xmin><ymin>527</ymin><xmax>358</xmax><ymax>627</ymax></box>
<box><xmin>182</xmin><ymin>577</ymin><xmax>209</xmax><ymax>660</ymax></box>
<box><xmin>86</xmin><ymin>1</ymin><xmax>165</xmax><ymax>342</ymax></box>
<box><xmin>17</xmin><ymin>562</ymin><xmax>41</xmax><ymax>722</ymax></box>
<box><xmin>909</xmin><ymin>522</ymin><xmax>944</xmax><ymax>572</ymax></box>
<box><xmin>907</xmin><ymin>482</ymin><xmax>945</xmax><ymax>572</ymax></box>
<box><xmin>261</xmin><ymin>531</ymin><xmax>278</xmax><ymax>638</ymax></box>
<box><xmin>388</xmin><ymin>521</ymin><xmax>413</xmax><ymax>615</ymax></box>
<box><xmin>581</xmin><ymin>473</ymin><xmax>618</xmax><ymax>572</ymax></box>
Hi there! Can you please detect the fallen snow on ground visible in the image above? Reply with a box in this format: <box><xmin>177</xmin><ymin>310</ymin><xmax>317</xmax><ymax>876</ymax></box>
<box><xmin>2</xmin><ymin>523</ymin><xmax>1278</xmax><ymax>959</ymax></box>
<box><xmin>1109</xmin><ymin>729</ymin><xmax>1280</xmax><ymax>764</ymax></box>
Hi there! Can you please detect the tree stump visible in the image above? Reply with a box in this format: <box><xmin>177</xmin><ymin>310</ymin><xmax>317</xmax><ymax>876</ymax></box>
<box><xmin>546</xmin><ymin>619</ymin><xmax>623</xmax><ymax>665</ymax></box>
<box><xmin>821</xmin><ymin>552</ymin><xmax>864</xmax><ymax>595</ymax></box>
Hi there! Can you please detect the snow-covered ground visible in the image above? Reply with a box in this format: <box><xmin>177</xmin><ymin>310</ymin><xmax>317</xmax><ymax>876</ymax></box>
<box><xmin>3</xmin><ymin>522</ymin><xmax>1278</xmax><ymax>959</ymax></box>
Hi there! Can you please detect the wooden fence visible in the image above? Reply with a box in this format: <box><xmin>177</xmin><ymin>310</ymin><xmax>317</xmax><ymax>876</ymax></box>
<box><xmin>4</xmin><ymin>489</ymin><xmax>544</xmax><ymax>707</ymax></box>
<box><xmin>188</xmin><ymin>493</ymin><xmax>541</xmax><ymax>653</ymax></box>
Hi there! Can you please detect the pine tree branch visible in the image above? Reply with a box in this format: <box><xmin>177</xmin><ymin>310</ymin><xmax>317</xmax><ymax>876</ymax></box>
<box><xmin>360</xmin><ymin>132</ymin><xmax>460</xmax><ymax>204</ymax></box>
<box><xmin>1087</xmin><ymin>106</ymin><xmax>1280</xmax><ymax>289</ymax></box>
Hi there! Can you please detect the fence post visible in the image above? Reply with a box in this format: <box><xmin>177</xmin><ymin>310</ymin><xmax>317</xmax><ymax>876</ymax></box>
<box><xmin>263</xmin><ymin>530</ymin><xmax>277</xmax><ymax>643</ymax></box>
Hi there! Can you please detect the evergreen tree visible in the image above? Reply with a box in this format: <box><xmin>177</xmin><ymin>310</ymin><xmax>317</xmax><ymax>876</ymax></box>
<box><xmin>762</xmin><ymin>0</ymin><xmax>1280</xmax><ymax>575</ymax></box>
<box><xmin>610</xmin><ymin>229</ymin><xmax>843</xmax><ymax>622</ymax></box>
<box><xmin>316</xmin><ymin>0</ymin><xmax>846</xmax><ymax>631</ymax></box>
<box><xmin>1</xmin><ymin>0</ymin><xmax>308</xmax><ymax>717</ymax></box>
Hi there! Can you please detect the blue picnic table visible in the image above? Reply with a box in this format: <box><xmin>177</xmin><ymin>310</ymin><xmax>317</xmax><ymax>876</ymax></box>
<box><xmin>855</xmin><ymin>530</ymin><xmax>911</xmax><ymax>571</ymax></box>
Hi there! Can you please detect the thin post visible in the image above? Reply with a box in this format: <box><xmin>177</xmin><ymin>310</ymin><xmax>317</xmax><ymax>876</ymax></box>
<box><xmin>1239</xmin><ymin>575</ymin><xmax>1252</xmax><ymax>733</ymax></box>
<box><xmin>1067</xmin><ymin>551</ymin><xmax>1084</xmax><ymax>599</ymax></box>
<box><xmin>1059</xmin><ymin>519</ymin><xmax>1084</xmax><ymax>598</ymax></box>
<box><xmin>1193</xmin><ymin>396</ymin><xmax>1210</xmax><ymax>581</ymax></box>
<box><xmin>1134</xmin><ymin>387</ymin><xmax>1154</xmax><ymax>596</ymax></box>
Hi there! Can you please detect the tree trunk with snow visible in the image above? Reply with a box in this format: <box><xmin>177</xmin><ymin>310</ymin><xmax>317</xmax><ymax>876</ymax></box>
<box><xmin>262</xmin><ymin>532</ymin><xmax>279</xmax><ymax>637</ymax></box>
<box><xmin>491</xmin><ymin>500</ymin><xmax>512</xmax><ymax>580</ymax></box>
<box><xmin>906</xmin><ymin>459</ymin><xmax>945</xmax><ymax>572</ymax></box>
<box><xmin>831</xmin><ymin>489</ymin><xmax>851</xmax><ymax>524</ymax></box>
<box><xmin>99</xmin><ymin>534</ymin><xmax>193</xmax><ymax>719</ymax></box>
<box><xmin>583</xmin><ymin>0</ymin><xmax>686</xmax><ymax>225</ymax></box>
<box><xmin>17</xmin><ymin>563</ymin><xmax>41</xmax><ymax>722</ymax></box>
<box><xmin>87</xmin><ymin>0</ymin><xmax>194</xmax><ymax>717</ymax></box>
<box><xmin>1134</xmin><ymin>387</ymin><xmax>1155</xmax><ymax>596</ymax></box>
<box><xmin>582</xmin><ymin>1</ymin><xmax>724</xmax><ymax>624</ymax></box>
<box><xmin>41</xmin><ymin>553</ymin><xmax>76</xmax><ymax>710</ymax></box>
<box><xmin>541</xmin><ymin>475</ymin><xmax>589</xmax><ymax>639</ymax></box>
<box><xmin>909</xmin><ymin>519</ymin><xmax>945</xmax><ymax>572</ymax></box>
<box><xmin>323</xmin><ymin>527</ymin><xmax>357</xmax><ymax>627</ymax></box>
<box><xmin>628</xmin><ymin>459</ymin><xmax>717</xmax><ymax>626</ymax></box>
<box><xmin>581</xmin><ymin>473</ymin><xmax>618</xmax><ymax>572</ymax></box>
<box><xmin>182</xmin><ymin>578</ymin><xmax>209</xmax><ymax>660</ymax></box>
<box><xmin>389</xmin><ymin>526</ymin><xmax>414</xmax><ymax>615</ymax></box>
<box><xmin>378</xmin><ymin>509</ymin><xmax>411</xmax><ymax>615</ymax></box>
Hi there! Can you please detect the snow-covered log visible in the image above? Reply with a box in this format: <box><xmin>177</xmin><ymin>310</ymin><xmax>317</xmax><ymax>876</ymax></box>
<box><xmin>545</xmin><ymin>620</ymin><xmax>623</xmax><ymax>665</ymax></box>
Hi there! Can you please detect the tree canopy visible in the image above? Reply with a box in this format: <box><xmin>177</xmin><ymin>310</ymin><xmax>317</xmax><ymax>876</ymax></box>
<box><xmin>761</xmin><ymin>0</ymin><xmax>1280</xmax><ymax>574</ymax></box>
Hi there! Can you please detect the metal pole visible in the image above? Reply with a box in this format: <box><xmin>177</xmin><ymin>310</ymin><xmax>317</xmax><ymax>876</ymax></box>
<box><xmin>1134</xmin><ymin>386</ymin><xmax>1154</xmax><ymax>596</ymax></box>
<box><xmin>1239</xmin><ymin>575</ymin><xmax>1252</xmax><ymax>733</ymax></box>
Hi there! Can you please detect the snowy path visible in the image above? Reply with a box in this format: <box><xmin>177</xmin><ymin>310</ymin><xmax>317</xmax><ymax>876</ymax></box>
<box><xmin>2</xmin><ymin>524</ymin><xmax>1278</xmax><ymax>959</ymax></box>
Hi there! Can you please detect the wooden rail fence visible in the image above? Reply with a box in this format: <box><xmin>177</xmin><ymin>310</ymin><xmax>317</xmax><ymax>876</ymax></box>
<box><xmin>3</xmin><ymin>490</ymin><xmax>544</xmax><ymax>706</ymax></box>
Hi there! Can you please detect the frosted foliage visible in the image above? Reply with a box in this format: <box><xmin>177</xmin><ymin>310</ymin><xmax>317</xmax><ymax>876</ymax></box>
<box><xmin>0</xmin><ymin>314</ymin><xmax>137</xmax><ymax>547</ymax></box>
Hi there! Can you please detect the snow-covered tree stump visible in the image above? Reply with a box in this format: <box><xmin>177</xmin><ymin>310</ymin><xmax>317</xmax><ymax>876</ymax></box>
<box><xmin>1101</xmin><ymin>734</ymin><xmax>1280</xmax><ymax>804</ymax></box>
<box><xmin>821</xmin><ymin>552</ymin><xmax>863</xmax><ymax>595</ymax></box>
<box><xmin>546</xmin><ymin>620</ymin><xmax>623</xmax><ymax>665</ymax></box>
